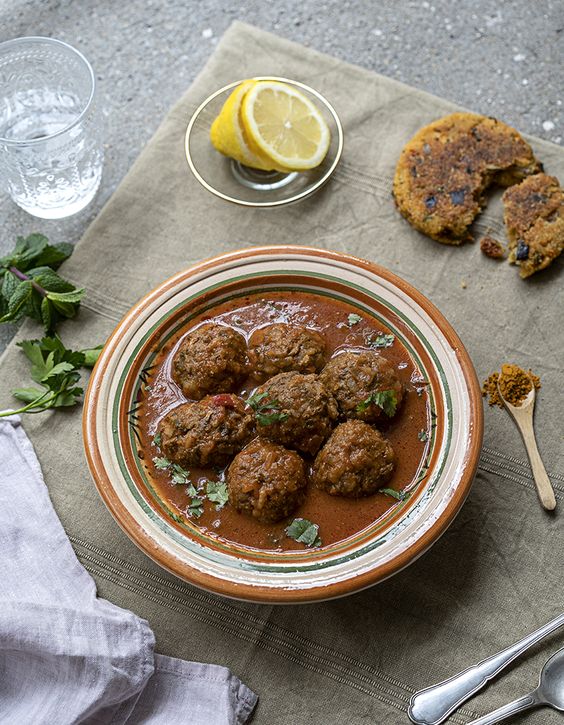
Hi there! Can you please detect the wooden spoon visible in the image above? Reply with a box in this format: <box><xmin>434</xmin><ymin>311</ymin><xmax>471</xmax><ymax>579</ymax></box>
<box><xmin>497</xmin><ymin>380</ymin><xmax>556</xmax><ymax>511</ymax></box>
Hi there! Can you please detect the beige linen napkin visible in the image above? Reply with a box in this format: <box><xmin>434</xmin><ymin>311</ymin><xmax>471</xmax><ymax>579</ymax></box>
<box><xmin>1</xmin><ymin>21</ymin><xmax>563</xmax><ymax>724</ymax></box>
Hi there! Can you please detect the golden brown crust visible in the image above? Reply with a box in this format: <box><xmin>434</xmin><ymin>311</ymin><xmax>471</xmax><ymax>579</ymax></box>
<box><xmin>502</xmin><ymin>173</ymin><xmax>564</xmax><ymax>278</ymax></box>
<box><xmin>393</xmin><ymin>113</ymin><xmax>541</xmax><ymax>244</ymax></box>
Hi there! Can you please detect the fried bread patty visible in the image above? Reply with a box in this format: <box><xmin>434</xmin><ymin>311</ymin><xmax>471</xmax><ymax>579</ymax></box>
<box><xmin>503</xmin><ymin>173</ymin><xmax>564</xmax><ymax>278</ymax></box>
<box><xmin>393</xmin><ymin>113</ymin><xmax>541</xmax><ymax>244</ymax></box>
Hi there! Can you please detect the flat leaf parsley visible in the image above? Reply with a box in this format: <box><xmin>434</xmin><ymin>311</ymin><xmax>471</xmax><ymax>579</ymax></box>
<box><xmin>286</xmin><ymin>518</ymin><xmax>322</xmax><ymax>548</ymax></box>
<box><xmin>246</xmin><ymin>390</ymin><xmax>289</xmax><ymax>426</ymax></box>
<box><xmin>0</xmin><ymin>335</ymin><xmax>102</xmax><ymax>417</ymax></box>
<box><xmin>356</xmin><ymin>389</ymin><xmax>398</xmax><ymax>417</ymax></box>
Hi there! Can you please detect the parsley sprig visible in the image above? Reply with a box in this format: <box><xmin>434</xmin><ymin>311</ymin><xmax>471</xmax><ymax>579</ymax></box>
<box><xmin>0</xmin><ymin>335</ymin><xmax>102</xmax><ymax>417</ymax></box>
<box><xmin>0</xmin><ymin>234</ymin><xmax>85</xmax><ymax>331</ymax></box>
<box><xmin>246</xmin><ymin>390</ymin><xmax>289</xmax><ymax>426</ymax></box>
<box><xmin>356</xmin><ymin>389</ymin><xmax>398</xmax><ymax>416</ymax></box>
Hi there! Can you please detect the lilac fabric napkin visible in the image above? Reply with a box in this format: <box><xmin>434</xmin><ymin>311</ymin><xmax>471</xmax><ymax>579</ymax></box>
<box><xmin>0</xmin><ymin>415</ymin><xmax>257</xmax><ymax>725</ymax></box>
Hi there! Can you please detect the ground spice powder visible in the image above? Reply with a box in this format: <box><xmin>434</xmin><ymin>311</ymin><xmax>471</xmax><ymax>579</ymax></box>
<box><xmin>482</xmin><ymin>364</ymin><xmax>541</xmax><ymax>407</ymax></box>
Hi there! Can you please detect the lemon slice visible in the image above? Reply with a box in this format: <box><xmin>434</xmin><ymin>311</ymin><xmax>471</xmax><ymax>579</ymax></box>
<box><xmin>210</xmin><ymin>80</ymin><xmax>285</xmax><ymax>172</ymax></box>
<box><xmin>241</xmin><ymin>81</ymin><xmax>331</xmax><ymax>171</ymax></box>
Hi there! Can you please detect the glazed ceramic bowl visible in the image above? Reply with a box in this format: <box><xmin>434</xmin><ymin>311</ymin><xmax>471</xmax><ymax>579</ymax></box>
<box><xmin>83</xmin><ymin>246</ymin><xmax>483</xmax><ymax>603</ymax></box>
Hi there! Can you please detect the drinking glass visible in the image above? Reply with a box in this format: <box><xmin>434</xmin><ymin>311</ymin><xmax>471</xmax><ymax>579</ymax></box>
<box><xmin>0</xmin><ymin>36</ymin><xmax>103</xmax><ymax>219</ymax></box>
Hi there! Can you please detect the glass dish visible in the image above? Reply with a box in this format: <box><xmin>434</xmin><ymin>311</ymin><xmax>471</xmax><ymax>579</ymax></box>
<box><xmin>184</xmin><ymin>77</ymin><xmax>344</xmax><ymax>208</ymax></box>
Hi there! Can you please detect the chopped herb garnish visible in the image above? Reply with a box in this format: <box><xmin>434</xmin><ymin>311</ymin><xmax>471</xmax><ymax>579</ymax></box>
<box><xmin>206</xmin><ymin>480</ymin><xmax>229</xmax><ymax>509</ymax></box>
<box><xmin>153</xmin><ymin>456</ymin><xmax>171</xmax><ymax>470</ymax></box>
<box><xmin>153</xmin><ymin>432</ymin><xmax>162</xmax><ymax>449</ymax></box>
<box><xmin>246</xmin><ymin>390</ymin><xmax>269</xmax><ymax>409</ymax></box>
<box><xmin>188</xmin><ymin>497</ymin><xmax>204</xmax><ymax>518</ymax></box>
<box><xmin>247</xmin><ymin>390</ymin><xmax>288</xmax><ymax>426</ymax></box>
<box><xmin>368</xmin><ymin>333</ymin><xmax>395</xmax><ymax>349</ymax></box>
<box><xmin>186</xmin><ymin>483</ymin><xmax>200</xmax><ymax>498</ymax></box>
<box><xmin>257</xmin><ymin>409</ymin><xmax>289</xmax><ymax>425</ymax></box>
<box><xmin>379</xmin><ymin>488</ymin><xmax>408</xmax><ymax>501</ymax></box>
<box><xmin>418</xmin><ymin>430</ymin><xmax>429</xmax><ymax>442</ymax></box>
<box><xmin>355</xmin><ymin>389</ymin><xmax>398</xmax><ymax>416</ymax></box>
<box><xmin>347</xmin><ymin>313</ymin><xmax>362</xmax><ymax>326</ymax></box>
<box><xmin>286</xmin><ymin>518</ymin><xmax>322</xmax><ymax>548</ymax></box>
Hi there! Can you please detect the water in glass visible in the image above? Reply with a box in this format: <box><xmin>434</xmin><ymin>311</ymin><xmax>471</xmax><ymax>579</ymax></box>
<box><xmin>0</xmin><ymin>37</ymin><xmax>103</xmax><ymax>219</ymax></box>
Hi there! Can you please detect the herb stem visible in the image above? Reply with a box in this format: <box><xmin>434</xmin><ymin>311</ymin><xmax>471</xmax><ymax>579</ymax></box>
<box><xmin>0</xmin><ymin>389</ymin><xmax>56</xmax><ymax>417</ymax></box>
<box><xmin>8</xmin><ymin>265</ymin><xmax>47</xmax><ymax>298</ymax></box>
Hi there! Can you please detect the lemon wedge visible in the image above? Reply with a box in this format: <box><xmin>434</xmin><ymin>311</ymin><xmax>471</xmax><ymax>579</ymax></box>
<box><xmin>241</xmin><ymin>81</ymin><xmax>330</xmax><ymax>171</ymax></box>
<box><xmin>210</xmin><ymin>80</ymin><xmax>285</xmax><ymax>171</ymax></box>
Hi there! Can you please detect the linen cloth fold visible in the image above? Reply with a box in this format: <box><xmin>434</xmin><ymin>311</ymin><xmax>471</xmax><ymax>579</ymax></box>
<box><xmin>0</xmin><ymin>415</ymin><xmax>257</xmax><ymax>725</ymax></box>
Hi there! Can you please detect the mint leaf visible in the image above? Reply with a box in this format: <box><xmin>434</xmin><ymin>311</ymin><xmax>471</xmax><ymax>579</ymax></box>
<box><xmin>0</xmin><ymin>234</ymin><xmax>84</xmax><ymax>331</ymax></box>
<box><xmin>286</xmin><ymin>518</ymin><xmax>322</xmax><ymax>548</ymax></box>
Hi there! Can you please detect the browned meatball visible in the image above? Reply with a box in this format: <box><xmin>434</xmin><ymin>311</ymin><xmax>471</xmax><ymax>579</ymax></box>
<box><xmin>312</xmin><ymin>420</ymin><xmax>395</xmax><ymax>497</ymax></box>
<box><xmin>248</xmin><ymin>323</ymin><xmax>326</xmax><ymax>381</ymax></box>
<box><xmin>172</xmin><ymin>323</ymin><xmax>248</xmax><ymax>400</ymax></box>
<box><xmin>227</xmin><ymin>439</ymin><xmax>307</xmax><ymax>523</ymax></box>
<box><xmin>251</xmin><ymin>372</ymin><xmax>338</xmax><ymax>455</ymax></box>
<box><xmin>320</xmin><ymin>351</ymin><xmax>403</xmax><ymax>423</ymax></box>
<box><xmin>158</xmin><ymin>394</ymin><xmax>255</xmax><ymax>467</ymax></box>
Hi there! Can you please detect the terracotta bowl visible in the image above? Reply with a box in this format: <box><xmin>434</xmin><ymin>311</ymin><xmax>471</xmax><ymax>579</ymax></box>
<box><xmin>83</xmin><ymin>246</ymin><xmax>483</xmax><ymax>603</ymax></box>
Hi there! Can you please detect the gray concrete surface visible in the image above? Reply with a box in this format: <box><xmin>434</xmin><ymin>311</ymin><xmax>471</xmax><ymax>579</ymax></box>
<box><xmin>1</xmin><ymin>0</ymin><xmax>563</xmax><ymax>353</ymax></box>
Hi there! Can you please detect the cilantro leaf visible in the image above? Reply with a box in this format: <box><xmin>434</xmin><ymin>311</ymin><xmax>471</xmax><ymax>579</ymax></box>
<box><xmin>356</xmin><ymin>389</ymin><xmax>398</xmax><ymax>416</ymax></box>
<box><xmin>206</xmin><ymin>480</ymin><xmax>229</xmax><ymax>509</ymax></box>
<box><xmin>418</xmin><ymin>430</ymin><xmax>429</xmax><ymax>442</ymax></box>
<box><xmin>348</xmin><ymin>313</ymin><xmax>362</xmax><ymax>326</ymax></box>
<box><xmin>286</xmin><ymin>518</ymin><xmax>322</xmax><ymax>548</ymax></box>
<box><xmin>153</xmin><ymin>432</ymin><xmax>162</xmax><ymax>449</ymax></box>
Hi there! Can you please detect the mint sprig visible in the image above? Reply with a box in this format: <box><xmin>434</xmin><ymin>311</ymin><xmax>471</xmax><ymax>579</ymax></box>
<box><xmin>0</xmin><ymin>233</ymin><xmax>84</xmax><ymax>331</ymax></box>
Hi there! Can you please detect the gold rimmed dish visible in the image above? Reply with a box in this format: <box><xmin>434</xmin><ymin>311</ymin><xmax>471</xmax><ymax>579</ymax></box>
<box><xmin>184</xmin><ymin>77</ymin><xmax>344</xmax><ymax>207</ymax></box>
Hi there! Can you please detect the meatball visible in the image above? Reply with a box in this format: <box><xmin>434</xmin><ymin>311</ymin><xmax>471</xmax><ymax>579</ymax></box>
<box><xmin>227</xmin><ymin>439</ymin><xmax>307</xmax><ymax>523</ymax></box>
<box><xmin>172</xmin><ymin>323</ymin><xmax>248</xmax><ymax>400</ymax></box>
<box><xmin>251</xmin><ymin>371</ymin><xmax>338</xmax><ymax>455</ymax></box>
<box><xmin>248</xmin><ymin>323</ymin><xmax>326</xmax><ymax>381</ymax></box>
<box><xmin>312</xmin><ymin>420</ymin><xmax>395</xmax><ymax>497</ymax></box>
<box><xmin>320</xmin><ymin>351</ymin><xmax>403</xmax><ymax>423</ymax></box>
<box><xmin>158</xmin><ymin>394</ymin><xmax>255</xmax><ymax>467</ymax></box>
